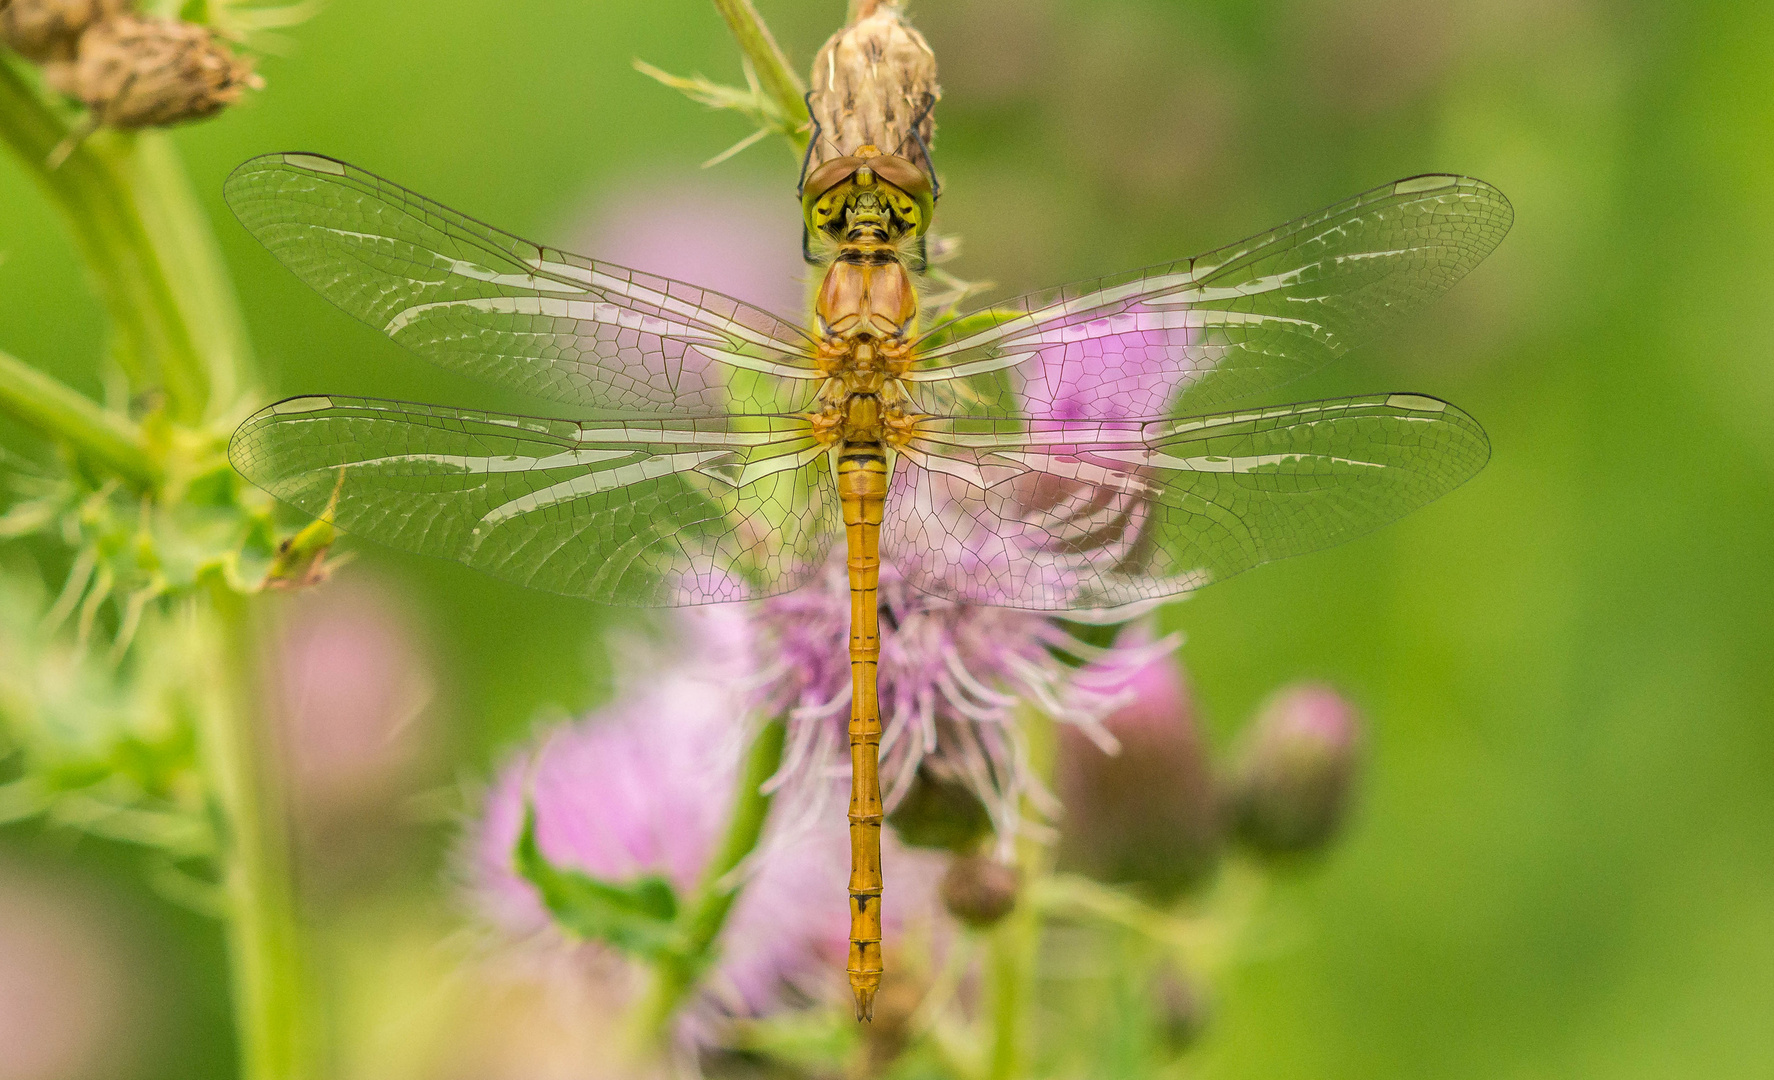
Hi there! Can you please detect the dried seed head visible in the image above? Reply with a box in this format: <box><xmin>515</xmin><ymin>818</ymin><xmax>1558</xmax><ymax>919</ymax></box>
<box><xmin>72</xmin><ymin>14</ymin><xmax>259</xmax><ymax>129</ymax></box>
<box><xmin>938</xmin><ymin>853</ymin><xmax>1019</xmax><ymax>928</ymax></box>
<box><xmin>0</xmin><ymin>0</ymin><xmax>130</xmax><ymax>63</ymax></box>
<box><xmin>807</xmin><ymin>0</ymin><xmax>940</xmax><ymax>175</ymax></box>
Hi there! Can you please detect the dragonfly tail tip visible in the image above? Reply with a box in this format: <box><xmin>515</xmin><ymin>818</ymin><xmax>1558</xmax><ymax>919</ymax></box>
<box><xmin>852</xmin><ymin>985</ymin><xmax>877</xmax><ymax>1022</ymax></box>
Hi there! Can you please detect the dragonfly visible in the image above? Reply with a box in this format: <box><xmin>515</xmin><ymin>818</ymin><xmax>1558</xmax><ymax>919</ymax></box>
<box><xmin>224</xmin><ymin>149</ymin><xmax>1511</xmax><ymax>1020</ymax></box>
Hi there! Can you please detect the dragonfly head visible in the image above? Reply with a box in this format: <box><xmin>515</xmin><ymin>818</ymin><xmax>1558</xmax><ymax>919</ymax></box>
<box><xmin>802</xmin><ymin>146</ymin><xmax>935</xmax><ymax>244</ymax></box>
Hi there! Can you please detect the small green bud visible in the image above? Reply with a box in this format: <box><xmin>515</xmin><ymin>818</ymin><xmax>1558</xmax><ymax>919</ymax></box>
<box><xmin>887</xmin><ymin>756</ymin><xmax>993</xmax><ymax>853</ymax></box>
<box><xmin>1229</xmin><ymin>683</ymin><xmax>1363</xmax><ymax>854</ymax></box>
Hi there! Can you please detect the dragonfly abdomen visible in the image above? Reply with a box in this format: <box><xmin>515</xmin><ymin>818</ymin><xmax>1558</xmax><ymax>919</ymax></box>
<box><xmin>838</xmin><ymin>444</ymin><xmax>889</xmax><ymax>1020</ymax></box>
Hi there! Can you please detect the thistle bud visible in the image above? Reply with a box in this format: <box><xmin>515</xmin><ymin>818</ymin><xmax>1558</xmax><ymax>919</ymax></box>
<box><xmin>1228</xmin><ymin>683</ymin><xmax>1363</xmax><ymax>854</ymax></box>
<box><xmin>0</xmin><ymin>0</ymin><xmax>128</xmax><ymax>64</ymax></box>
<box><xmin>1056</xmin><ymin>655</ymin><xmax>1220</xmax><ymax>900</ymax></box>
<box><xmin>71</xmin><ymin>15</ymin><xmax>259</xmax><ymax>129</ymax></box>
<box><xmin>887</xmin><ymin>755</ymin><xmax>994</xmax><ymax>853</ymax></box>
<box><xmin>807</xmin><ymin>0</ymin><xmax>940</xmax><ymax>171</ymax></box>
<box><xmin>939</xmin><ymin>853</ymin><xmax>1018</xmax><ymax>928</ymax></box>
<box><xmin>1150</xmin><ymin>964</ymin><xmax>1210</xmax><ymax>1052</ymax></box>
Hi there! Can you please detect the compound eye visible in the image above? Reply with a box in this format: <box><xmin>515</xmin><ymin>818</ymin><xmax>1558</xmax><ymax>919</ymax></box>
<box><xmin>802</xmin><ymin>156</ymin><xmax>864</xmax><ymax>200</ymax></box>
<box><xmin>871</xmin><ymin>155</ymin><xmax>934</xmax><ymax>200</ymax></box>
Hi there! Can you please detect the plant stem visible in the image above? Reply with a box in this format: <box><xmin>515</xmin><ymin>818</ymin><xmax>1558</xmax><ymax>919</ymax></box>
<box><xmin>128</xmin><ymin>132</ymin><xmax>259</xmax><ymax>407</ymax></box>
<box><xmin>986</xmin><ymin>709</ymin><xmax>1058</xmax><ymax>1080</ymax></box>
<box><xmin>710</xmin><ymin>0</ymin><xmax>808</xmax><ymax>133</ymax></box>
<box><xmin>985</xmin><ymin>900</ymin><xmax>1036</xmax><ymax>1080</ymax></box>
<box><xmin>0</xmin><ymin>348</ymin><xmax>161</xmax><ymax>488</ymax></box>
<box><xmin>0</xmin><ymin>59</ymin><xmax>209</xmax><ymax>422</ymax></box>
<box><xmin>197</xmin><ymin>583</ymin><xmax>312</xmax><ymax>1080</ymax></box>
<box><xmin>632</xmin><ymin>718</ymin><xmax>787</xmax><ymax>1046</ymax></box>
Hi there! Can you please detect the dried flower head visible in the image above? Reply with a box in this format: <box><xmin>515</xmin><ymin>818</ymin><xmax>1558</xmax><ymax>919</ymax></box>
<box><xmin>807</xmin><ymin>0</ymin><xmax>940</xmax><ymax>170</ymax></box>
<box><xmin>72</xmin><ymin>14</ymin><xmax>259</xmax><ymax>128</ymax></box>
<box><xmin>938</xmin><ymin>853</ymin><xmax>1019</xmax><ymax>927</ymax></box>
<box><xmin>0</xmin><ymin>0</ymin><xmax>128</xmax><ymax>64</ymax></box>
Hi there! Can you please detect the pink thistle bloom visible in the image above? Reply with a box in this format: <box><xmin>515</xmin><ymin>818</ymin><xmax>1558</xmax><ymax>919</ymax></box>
<box><xmin>886</xmin><ymin>297</ymin><xmax>1212</xmax><ymax>611</ymax></box>
<box><xmin>724</xmin><ymin>561</ymin><xmax>1179</xmax><ymax>852</ymax></box>
<box><xmin>468</xmin><ymin>626</ymin><xmax>939</xmax><ymax>1038</ymax></box>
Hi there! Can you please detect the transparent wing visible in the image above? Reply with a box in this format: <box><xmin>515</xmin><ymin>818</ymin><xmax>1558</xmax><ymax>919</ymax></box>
<box><xmin>883</xmin><ymin>394</ymin><xmax>1487</xmax><ymax>610</ymax></box>
<box><xmin>905</xmin><ymin>176</ymin><xmax>1512</xmax><ymax>421</ymax></box>
<box><xmin>225</xmin><ymin>154</ymin><xmax>821</xmax><ymax>415</ymax></box>
<box><xmin>230</xmin><ymin>396</ymin><xmax>839</xmax><ymax>606</ymax></box>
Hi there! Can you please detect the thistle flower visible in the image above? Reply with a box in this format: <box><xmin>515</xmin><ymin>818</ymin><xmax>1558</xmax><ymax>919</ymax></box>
<box><xmin>70</xmin><ymin>14</ymin><xmax>260</xmax><ymax>128</ymax></box>
<box><xmin>728</xmin><ymin>559</ymin><xmax>1178</xmax><ymax>854</ymax></box>
<box><xmin>266</xmin><ymin>578</ymin><xmax>433</xmax><ymax>834</ymax></box>
<box><xmin>468</xmin><ymin>635</ymin><xmax>939</xmax><ymax>1037</ymax></box>
<box><xmin>0</xmin><ymin>869</ymin><xmax>133</xmax><ymax>1080</ymax></box>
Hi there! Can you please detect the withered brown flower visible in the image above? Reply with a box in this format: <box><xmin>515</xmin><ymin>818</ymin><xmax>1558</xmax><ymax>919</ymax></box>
<box><xmin>71</xmin><ymin>14</ymin><xmax>258</xmax><ymax>128</ymax></box>
<box><xmin>807</xmin><ymin>0</ymin><xmax>940</xmax><ymax>170</ymax></box>
<box><xmin>0</xmin><ymin>0</ymin><xmax>129</xmax><ymax>64</ymax></box>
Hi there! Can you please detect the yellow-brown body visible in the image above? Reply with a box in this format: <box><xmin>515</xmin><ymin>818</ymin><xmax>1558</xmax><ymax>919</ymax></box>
<box><xmin>801</xmin><ymin>148</ymin><xmax>932</xmax><ymax>1020</ymax></box>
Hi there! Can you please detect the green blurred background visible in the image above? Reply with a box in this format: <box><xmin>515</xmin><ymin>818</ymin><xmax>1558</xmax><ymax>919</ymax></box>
<box><xmin>4</xmin><ymin>0</ymin><xmax>1773</xmax><ymax>1077</ymax></box>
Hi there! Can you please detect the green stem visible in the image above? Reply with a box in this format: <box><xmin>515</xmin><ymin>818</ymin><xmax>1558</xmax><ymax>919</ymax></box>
<box><xmin>0</xmin><ymin>348</ymin><xmax>161</xmax><ymax>488</ymax></box>
<box><xmin>0</xmin><ymin>59</ymin><xmax>209</xmax><ymax>422</ymax></box>
<box><xmin>633</xmin><ymin>718</ymin><xmax>787</xmax><ymax>1046</ymax></box>
<box><xmin>198</xmin><ymin>582</ymin><xmax>313</xmax><ymax>1080</ymax></box>
<box><xmin>710</xmin><ymin>0</ymin><xmax>808</xmax><ymax>133</ymax></box>
<box><xmin>986</xmin><ymin>709</ymin><xmax>1058</xmax><ymax>1080</ymax></box>
<box><xmin>985</xmin><ymin>902</ymin><xmax>1036</xmax><ymax>1080</ymax></box>
<box><xmin>128</xmin><ymin>132</ymin><xmax>259</xmax><ymax>407</ymax></box>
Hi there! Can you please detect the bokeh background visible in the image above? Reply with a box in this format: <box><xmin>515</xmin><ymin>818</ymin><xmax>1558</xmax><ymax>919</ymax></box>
<box><xmin>4</xmin><ymin>0</ymin><xmax>1773</xmax><ymax>1077</ymax></box>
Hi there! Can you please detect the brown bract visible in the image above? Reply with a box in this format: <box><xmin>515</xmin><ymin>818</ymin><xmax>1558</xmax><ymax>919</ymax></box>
<box><xmin>72</xmin><ymin>14</ymin><xmax>258</xmax><ymax>128</ymax></box>
<box><xmin>808</xmin><ymin>1</ymin><xmax>940</xmax><ymax>170</ymax></box>
<box><xmin>0</xmin><ymin>0</ymin><xmax>127</xmax><ymax>63</ymax></box>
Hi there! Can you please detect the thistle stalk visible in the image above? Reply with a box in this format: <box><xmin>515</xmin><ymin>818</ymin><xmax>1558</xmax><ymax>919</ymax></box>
<box><xmin>197</xmin><ymin>583</ymin><xmax>313</xmax><ymax>1080</ymax></box>
<box><xmin>631</xmin><ymin>718</ymin><xmax>789</xmax><ymax>1046</ymax></box>
<box><xmin>2</xmin><ymin>45</ymin><xmax>302</xmax><ymax>1080</ymax></box>
<box><xmin>985</xmin><ymin>708</ymin><xmax>1054</xmax><ymax>1080</ymax></box>
<box><xmin>0</xmin><ymin>58</ymin><xmax>210</xmax><ymax>422</ymax></box>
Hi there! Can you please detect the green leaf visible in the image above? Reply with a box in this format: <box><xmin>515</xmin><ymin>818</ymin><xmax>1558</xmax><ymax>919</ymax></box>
<box><xmin>513</xmin><ymin>801</ymin><xmax>682</xmax><ymax>958</ymax></box>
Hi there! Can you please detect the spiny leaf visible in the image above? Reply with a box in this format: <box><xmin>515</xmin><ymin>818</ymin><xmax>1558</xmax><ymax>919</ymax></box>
<box><xmin>513</xmin><ymin>801</ymin><xmax>683</xmax><ymax>958</ymax></box>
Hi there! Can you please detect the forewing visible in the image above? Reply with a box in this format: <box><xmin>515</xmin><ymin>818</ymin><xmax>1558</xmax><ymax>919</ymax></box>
<box><xmin>230</xmin><ymin>397</ymin><xmax>839</xmax><ymax>605</ymax></box>
<box><xmin>906</xmin><ymin>176</ymin><xmax>1512</xmax><ymax>420</ymax></box>
<box><xmin>884</xmin><ymin>394</ymin><xmax>1487</xmax><ymax>610</ymax></box>
<box><xmin>225</xmin><ymin>154</ymin><xmax>820</xmax><ymax>415</ymax></box>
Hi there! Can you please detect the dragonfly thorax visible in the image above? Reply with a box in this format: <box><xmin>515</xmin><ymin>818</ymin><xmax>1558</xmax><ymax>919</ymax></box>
<box><xmin>816</xmin><ymin>247</ymin><xmax>917</xmax><ymax>343</ymax></box>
